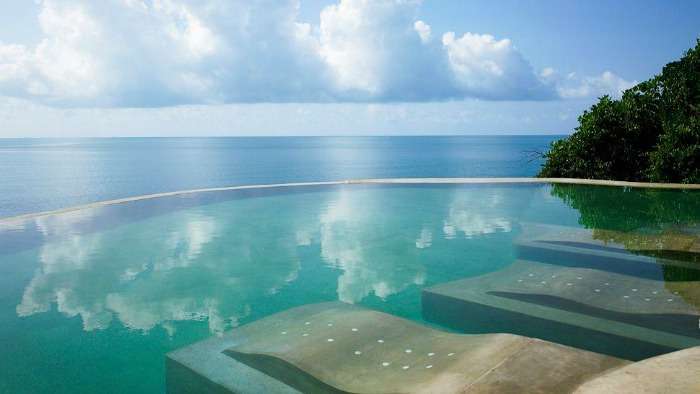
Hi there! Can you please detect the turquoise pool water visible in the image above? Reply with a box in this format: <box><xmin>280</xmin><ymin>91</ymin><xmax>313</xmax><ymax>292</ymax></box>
<box><xmin>1</xmin><ymin>183</ymin><xmax>699</xmax><ymax>393</ymax></box>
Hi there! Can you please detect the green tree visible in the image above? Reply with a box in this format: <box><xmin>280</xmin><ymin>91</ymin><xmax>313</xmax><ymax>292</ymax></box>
<box><xmin>539</xmin><ymin>40</ymin><xmax>700</xmax><ymax>183</ymax></box>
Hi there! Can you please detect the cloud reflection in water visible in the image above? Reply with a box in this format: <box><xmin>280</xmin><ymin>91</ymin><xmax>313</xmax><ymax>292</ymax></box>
<box><xmin>12</xmin><ymin>185</ymin><xmax>536</xmax><ymax>335</ymax></box>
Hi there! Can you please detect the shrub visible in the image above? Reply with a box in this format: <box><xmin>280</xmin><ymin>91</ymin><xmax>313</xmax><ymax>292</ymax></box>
<box><xmin>539</xmin><ymin>40</ymin><xmax>700</xmax><ymax>183</ymax></box>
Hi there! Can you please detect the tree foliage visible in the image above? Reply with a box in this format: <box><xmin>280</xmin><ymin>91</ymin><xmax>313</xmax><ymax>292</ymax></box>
<box><xmin>539</xmin><ymin>40</ymin><xmax>700</xmax><ymax>183</ymax></box>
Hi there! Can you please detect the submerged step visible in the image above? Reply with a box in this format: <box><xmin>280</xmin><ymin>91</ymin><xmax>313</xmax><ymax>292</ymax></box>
<box><xmin>422</xmin><ymin>260</ymin><xmax>700</xmax><ymax>360</ymax></box>
<box><xmin>515</xmin><ymin>223</ymin><xmax>700</xmax><ymax>281</ymax></box>
<box><xmin>166</xmin><ymin>302</ymin><xmax>626</xmax><ymax>394</ymax></box>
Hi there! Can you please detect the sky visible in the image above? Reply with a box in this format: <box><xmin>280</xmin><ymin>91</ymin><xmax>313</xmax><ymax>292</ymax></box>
<box><xmin>0</xmin><ymin>0</ymin><xmax>698</xmax><ymax>137</ymax></box>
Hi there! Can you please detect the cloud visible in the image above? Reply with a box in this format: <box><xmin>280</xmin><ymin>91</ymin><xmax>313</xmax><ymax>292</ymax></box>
<box><xmin>0</xmin><ymin>0</ymin><xmax>630</xmax><ymax>107</ymax></box>
<box><xmin>542</xmin><ymin>69</ymin><xmax>637</xmax><ymax>99</ymax></box>
<box><xmin>414</xmin><ymin>20</ymin><xmax>431</xmax><ymax>43</ymax></box>
<box><xmin>0</xmin><ymin>0</ymin><xmax>329</xmax><ymax>106</ymax></box>
<box><xmin>443</xmin><ymin>32</ymin><xmax>556</xmax><ymax>100</ymax></box>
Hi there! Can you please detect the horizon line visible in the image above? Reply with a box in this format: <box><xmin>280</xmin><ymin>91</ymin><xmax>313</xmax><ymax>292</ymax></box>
<box><xmin>0</xmin><ymin>133</ymin><xmax>569</xmax><ymax>139</ymax></box>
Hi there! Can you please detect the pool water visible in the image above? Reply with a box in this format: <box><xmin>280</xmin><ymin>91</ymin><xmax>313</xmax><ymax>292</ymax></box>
<box><xmin>0</xmin><ymin>183</ymin><xmax>699</xmax><ymax>393</ymax></box>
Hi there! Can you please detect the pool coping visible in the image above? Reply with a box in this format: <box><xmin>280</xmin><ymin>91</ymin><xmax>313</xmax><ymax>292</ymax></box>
<box><xmin>2</xmin><ymin>177</ymin><xmax>700</xmax><ymax>223</ymax></box>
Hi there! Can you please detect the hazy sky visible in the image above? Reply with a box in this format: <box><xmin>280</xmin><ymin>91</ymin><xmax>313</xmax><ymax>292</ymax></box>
<box><xmin>0</xmin><ymin>0</ymin><xmax>698</xmax><ymax>137</ymax></box>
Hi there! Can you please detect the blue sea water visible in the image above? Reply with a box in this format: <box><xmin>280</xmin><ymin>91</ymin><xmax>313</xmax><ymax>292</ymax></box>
<box><xmin>0</xmin><ymin>136</ymin><xmax>560</xmax><ymax>218</ymax></box>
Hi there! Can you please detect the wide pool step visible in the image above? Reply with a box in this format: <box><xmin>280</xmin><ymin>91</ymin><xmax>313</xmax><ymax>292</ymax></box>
<box><xmin>422</xmin><ymin>260</ymin><xmax>700</xmax><ymax>360</ymax></box>
<box><xmin>515</xmin><ymin>223</ymin><xmax>700</xmax><ymax>281</ymax></box>
<box><xmin>166</xmin><ymin>302</ymin><xmax>626</xmax><ymax>393</ymax></box>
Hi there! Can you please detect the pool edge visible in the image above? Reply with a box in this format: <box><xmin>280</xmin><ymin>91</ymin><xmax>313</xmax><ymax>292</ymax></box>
<box><xmin>2</xmin><ymin>177</ymin><xmax>700</xmax><ymax>223</ymax></box>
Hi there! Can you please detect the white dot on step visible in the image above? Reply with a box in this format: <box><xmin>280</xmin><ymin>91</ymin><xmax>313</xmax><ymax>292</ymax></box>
<box><xmin>541</xmin><ymin>281</ymin><xmax>547</xmax><ymax>285</ymax></box>
<box><xmin>425</xmin><ymin>365</ymin><xmax>433</xmax><ymax>369</ymax></box>
<box><xmin>623</xmin><ymin>295</ymin><xmax>630</xmax><ymax>298</ymax></box>
<box><xmin>428</xmin><ymin>352</ymin><xmax>435</xmax><ymax>357</ymax></box>
<box><xmin>354</xmin><ymin>350</ymin><xmax>362</xmax><ymax>355</ymax></box>
<box><xmin>351</xmin><ymin>328</ymin><xmax>358</xmax><ymax>332</ymax></box>
<box><xmin>402</xmin><ymin>365</ymin><xmax>410</xmax><ymax>370</ymax></box>
<box><xmin>327</xmin><ymin>338</ymin><xmax>334</xmax><ymax>342</ymax></box>
<box><xmin>302</xmin><ymin>333</ymin><xmax>309</xmax><ymax>337</ymax></box>
<box><xmin>577</xmin><ymin>277</ymin><xmax>582</xmax><ymax>280</ymax></box>
<box><xmin>382</xmin><ymin>362</ymin><xmax>390</xmax><ymax>367</ymax></box>
<box><xmin>673</xmin><ymin>292</ymin><xmax>679</xmax><ymax>295</ymax></box>
<box><xmin>327</xmin><ymin>323</ymin><xmax>333</xmax><ymax>327</ymax></box>
<box><xmin>594</xmin><ymin>289</ymin><xmax>600</xmax><ymax>292</ymax></box>
<box><xmin>281</xmin><ymin>331</ymin><xmax>287</xmax><ymax>335</ymax></box>
<box><xmin>405</xmin><ymin>349</ymin><xmax>412</xmax><ymax>353</ymax></box>
<box><xmin>566</xmin><ymin>283</ymin><xmax>573</xmax><ymax>286</ymax></box>
<box><xmin>604</xmin><ymin>283</ymin><xmax>610</xmax><ymax>286</ymax></box>
<box><xmin>448</xmin><ymin>353</ymin><xmax>455</xmax><ymax>356</ymax></box>
<box><xmin>652</xmin><ymin>291</ymin><xmax>658</xmax><ymax>294</ymax></box>
<box><xmin>632</xmin><ymin>289</ymin><xmax>638</xmax><ymax>292</ymax></box>
<box><xmin>667</xmin><ymin>299</ymin><xmax>674</xmax><ymax>302</ymax></box>
<box><xmin>305</xmin><ymin>322</ymin><xmax>310</xmax><ymax>325</ymax></box>
<box><xmin>517</xmin><ymin>279</ymin><xmax>523</xmax><ymax>282</ymax></box>
<box><xmin>528</xmin><ymin>273</ymin><xmax>534</xmax><ymax>277</ymax></box>
<box><xmin>551</xmin><ymin>275</ymin><xmax>557</xmax><ymax>278</ymax></box>
<box><xmin>377</xmin><ymin>339</ymin><xmax>384</xmax><ymax>343</ymax></box>
<box><xmin>645</xmin><ymin>298</ymin><xmax>650</xmax><ymax>302</ymax></box>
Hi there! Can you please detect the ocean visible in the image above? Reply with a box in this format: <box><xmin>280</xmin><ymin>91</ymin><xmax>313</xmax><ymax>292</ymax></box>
<box><xmin>0</xmin><ymin>136</ymin><xmax>561</xmax><ymax>218</ymax></box>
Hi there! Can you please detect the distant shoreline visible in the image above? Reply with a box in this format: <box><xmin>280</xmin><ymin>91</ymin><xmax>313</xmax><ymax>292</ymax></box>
<box><xmin>2</xmin><ymin>177</ymin><xmax>699</xmax><ymax>223</ymax></box>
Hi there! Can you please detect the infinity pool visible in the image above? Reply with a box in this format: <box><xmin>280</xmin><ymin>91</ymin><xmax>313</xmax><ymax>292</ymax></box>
<box><xmin>1</xmin><ymin>183</ymin><xmax>699</xmax><ymax>393</ymax></box>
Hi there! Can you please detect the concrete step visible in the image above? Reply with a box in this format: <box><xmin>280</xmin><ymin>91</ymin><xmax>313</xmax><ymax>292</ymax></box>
<box><xmin>167</xmin><ymin>302</ymin><xmax>626</xmax><ymax>393</ymax></box>
<box><xmin>422</xmin><ymin>260</ymin><xmax>700</xmax><ymax>360</ymax></box>
<box><xmin>515</xmin><ymin>223</ymin><xmax>700</xmax><ymax>281</ymax></box>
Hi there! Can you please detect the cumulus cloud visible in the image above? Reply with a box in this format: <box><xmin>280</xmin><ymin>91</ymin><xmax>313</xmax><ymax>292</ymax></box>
<box><xmin>443</xmin><ymin>32</ymin><xmax>555</xmax><ymax>100</ymax></box>
<box><xmin>541</xmin><ymin>69</ymin><xmax>637</xmax><ymax>99</ymax></box>
<box><xmin>318</xmin><ymin>0</ymin><xmax>457</xmax><ymax>100</ymax></box>
<box><xmin>0</xmin><ymin>0</ymin><xmax>631</xmax><ymax>107</ymax></box>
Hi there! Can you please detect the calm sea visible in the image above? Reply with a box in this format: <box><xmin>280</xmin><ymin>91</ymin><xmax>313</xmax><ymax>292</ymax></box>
<box><xmin>0</xmin><ymin>136</ymin><xmax>561</xmax><ymax>218</ymax></box>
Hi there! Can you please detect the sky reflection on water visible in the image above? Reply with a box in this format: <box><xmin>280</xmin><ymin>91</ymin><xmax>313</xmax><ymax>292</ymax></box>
<box><xmin>1</xmin><ymin>183</ymin><xmax>699</xmax><ymax>393</ymax></box>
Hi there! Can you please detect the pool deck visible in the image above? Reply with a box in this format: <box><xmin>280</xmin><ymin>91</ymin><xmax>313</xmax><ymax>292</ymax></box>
<box><xmin>2</xmin><ymin>177</ymin><xmax>700</xmax><ymax>223</ymax></box>
<box><xmin>574</xmin><ymin>346</ymin><xmax>700</xmax><ymax>394</ymax></box>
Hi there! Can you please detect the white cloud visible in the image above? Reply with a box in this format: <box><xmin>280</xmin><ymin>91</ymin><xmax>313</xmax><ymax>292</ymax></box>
<box><xmin>317</xmin><ymin>0</ymin><xmax>455</xmax><ymax>100</ymax></box>
<box><xmin>540</xmin><ymin>67</ymin><xmax>556</xmax><ymax>79</ymax></box>
<box><xmin>414</xmin><ymin>20</ymin><xmax>431</xmax><ymax>43</ymax></box>
<box><xmin>0</xmin><ymin>0</ymin><xmax>630</xmax><ymax>107</ymax></box>
<box><xmin>0</xmin><ymin>0</ymin><xmax>329</xmax><ymax>106</ymax></box>
<box><xmin>544</xmin><ymin>69</ymin><xmax>637</xmax><ymax>99</ymax></box>
<box><xmin>443</xmin><ymin>32</ymin><xmax>555</xmax><ymax>100</ymax></box>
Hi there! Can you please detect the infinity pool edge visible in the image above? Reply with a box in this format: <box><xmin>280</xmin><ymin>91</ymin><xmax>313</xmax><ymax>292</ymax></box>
<box><xmin>3</xmin><ymin>177</ymin><xmax>700</xmax><ymax>223</ymax></box>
